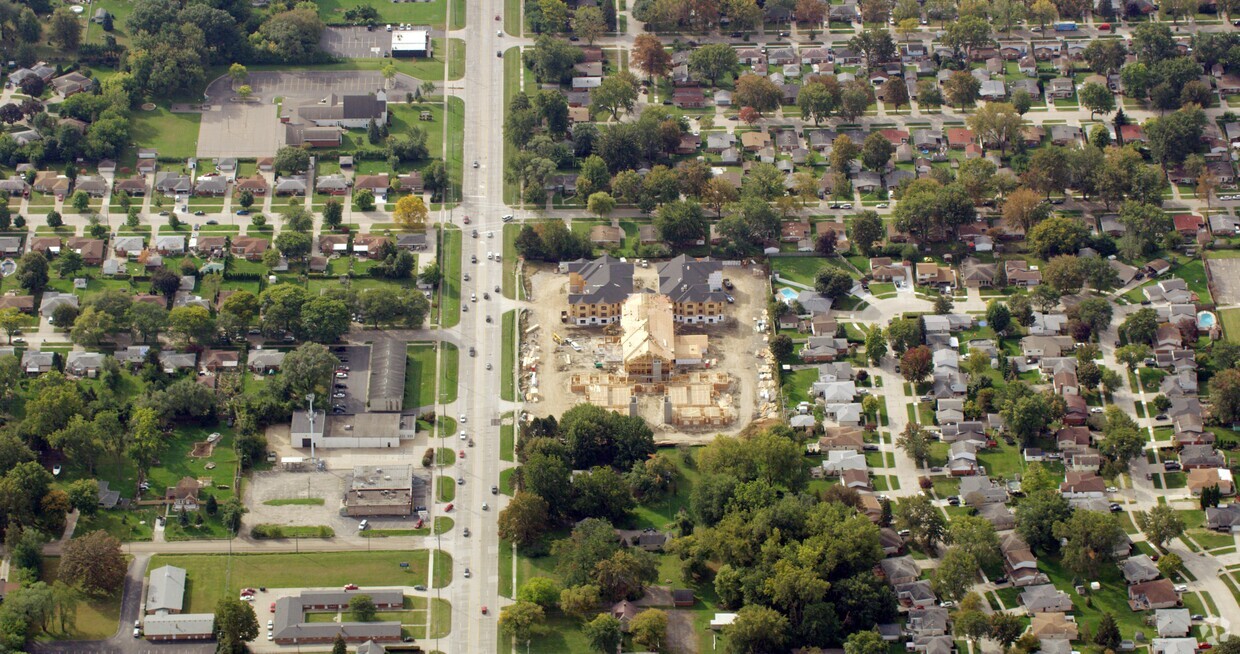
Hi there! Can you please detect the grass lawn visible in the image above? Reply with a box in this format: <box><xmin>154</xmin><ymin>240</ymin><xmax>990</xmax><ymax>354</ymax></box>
<box><xmin>38</xmin><ymin>558</ymin><xmax>122</xmax><ymax>640</ymax></box>
<box><xmin>315</xmin><ymin>0</ymin><xmax>464</xmax><ymax>29</ymax></box>
<box><xmin>73</xmin><ymin>508</ymin><xmax>159</xmax><ymax>542</ymax></box>
<box><xmin>502</xmin><ymin>223</ymin><xmax>521</xmax><ymax>300</ymax></box>
<box><xmin>781</xmin><ymin>368</ymin><xmax>819</xmax><ymax>407</ymax></box>
<box><xmin>439</xmin><ymin>342</ymin><xmax>459</xmax><ymax>404</ymax></box>
<box><xmin>1188</xmin><ymin>529</ymin><xmax>1235</xmax><ymax>550</ymax></box>
<box><xmin>262</xmin><ymin>498</ymin><xmax>325</xmax><ymax>506</ymax></box>
<box><xmin>438</xmin><ymin>227</ymin><xmax>461</xmax><ymax>328</ymax></box>
<box><xmin>1222</xmin><ymin>308</ymin><xmax>1240</xmax><ymax>344</ymax></box>
<box><xmin>361</xmin><ymin>516</ymin><xmax>454</xmax><ymax>538</ymax></box>
<box><xmin>405</xmin><ymin>342</ymin><xmax>438</xmax><ymax>409</ymax></box>
<box><xmin>977</xmin><ymin>441</ymin><xmax>1025</xmax><ymax>479</ymax></box>
<box><xmin>630</xmin><ymin>447</ymin><xmax>699</xmax><ymax>531</ymax></box>
<box><xmin>501</xmin><ymin>309</ymin><xmax>515</xmax><ymax>401</ymax></box>
<box><xmin>148</xmin><ymin>550</ymin><xmax>452</xmax><ymax>613</ymax></box>
<box><xmin>129</xmin><ymin>105</ymin><xmax>201</xmax><ymax>162</ymax></box>
<box><xmin>437</xmin><ymin>476</ymin><xmax>456</xmax><ymax>502</ymax></box>
<box><xmin>500</xmin><ymin>421</ymin><xmax>514</xmax><ymax>462</ymax></box>
<box><xmin>1039</xmin><ymin>555</ymin><xmax>1147</xmax><ymax>640</ymax></box>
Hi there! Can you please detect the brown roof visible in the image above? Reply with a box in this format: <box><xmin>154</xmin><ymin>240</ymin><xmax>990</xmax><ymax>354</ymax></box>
<box><xmin>0</xmin><ymin>294</ymin><xmax>33</xmax><ymax>312</ymax></box>
<box><xmin>354</xmin><ymin>174</ymin><xmax>390</xmax><ymax>190</ymax></box>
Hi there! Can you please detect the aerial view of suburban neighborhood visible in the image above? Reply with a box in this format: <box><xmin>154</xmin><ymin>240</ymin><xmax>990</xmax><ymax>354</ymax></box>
<box><xmin>7</xmin><ymin>0</ymin><xmax>1240</xmax><ymax>651</ymax></box>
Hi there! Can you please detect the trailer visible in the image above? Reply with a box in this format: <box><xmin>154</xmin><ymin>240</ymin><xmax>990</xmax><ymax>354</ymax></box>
<box><xmin>1054</xmin><ymin>21</ymin><xmax>1077</xmax><ymax>30</ymax></box>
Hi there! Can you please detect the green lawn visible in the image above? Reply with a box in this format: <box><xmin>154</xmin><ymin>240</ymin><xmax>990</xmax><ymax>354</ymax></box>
<box><xmin>147</xmin><ymin>550</ymin><xmax>452</xmax><ymax>613</ymax></box>
<box><xmin>439</xmin><ymin>342</ymin><xmax>459</xmax><ymax>404</ymax></box>
<box><xmin>502</xmin><ymin>223</ymin><xmax>520</xmax><ymax>300</ymax></box>
<box><xmin>1039</xmin><ymin>555</ymin><xmax>1147</xmax><ymax>640</ymax></box>
<box><xmin>501</xmin><ymin>309</ymin><xmax>515</xmax><ymax>402</ymax></box>
<box><xmin>314</xmin><ymin>0</ymin><xmax>464</xmax><ymax>29</ymax></box>
<box><xmin>128</xmin><ymin>105</ymin><xmax>201</xmax><ymax>162</ymax></box>
<box><xmin>437</xmin><ymin>476</ymin><xmax>456</xmax><ymax>502</ymax></box>
<box><xmin>772</xmin><ymin>256</ymin><xmax>830</xmax><ymax>287</ymax></box>
<box><xmin>38</xmin><ymin>558</ymin><xmax>122</xmax><ymax>640</ymax></box>
<box><xmin>1222</xmin><ymin>308</ymin><xmax>1240</xmax><ymax>344</ymax></box>
<box><xmin>781</xmin><ymin>368</ymin><xmax>819</xmax><ymax>406</ymax></box>
<box><xmin>1188</xmin><ymin>529</ymin><xmax>1235</xmax><ymax>550</ymax></box>
<box><xmin>262</xmin><ymin>498</ymin><xmax>326</xmax><ymax>506</ymax></box>
<box><xmin>500</xmin><ymin>421</ymin><xmax>515</xmax><ymax>462</ymax></box>
<box><xmin>630</xmin><ymin>447</ymin><xmax>700</xmax><ymax>531</ymax></box>
<box><xmin>405</xmin><ymin>342</ymin><xmax>438</xmax><ymax>409</ymax></box>
<box><xmin>438</xmin><ymin>227</ymin><xmax>461</xmax><ymax>328</ymax></box>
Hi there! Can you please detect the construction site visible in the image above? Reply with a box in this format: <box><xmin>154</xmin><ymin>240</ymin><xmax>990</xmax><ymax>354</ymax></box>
<box><xmin>518</xmin><ymin>254</ymin><xmax>783</xmax><ymax>441</ymax></box>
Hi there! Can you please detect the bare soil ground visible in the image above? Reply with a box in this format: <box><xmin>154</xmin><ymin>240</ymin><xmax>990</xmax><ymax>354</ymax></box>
<box><xmin>521</xmin><ymin>261</ymin><xmax>771</xmax><ymax>442</ymax></box>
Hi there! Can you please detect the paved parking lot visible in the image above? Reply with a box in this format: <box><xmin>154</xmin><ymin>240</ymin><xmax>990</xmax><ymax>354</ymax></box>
<box><xmin>330</xmin><ymin>344</ymin><xmax>371</xmax><ymax>415</ymax></box>
<box><xmin>321</xmin><ymin>26</ymin><xmax>394</xmax><ymax>58</ymax></box>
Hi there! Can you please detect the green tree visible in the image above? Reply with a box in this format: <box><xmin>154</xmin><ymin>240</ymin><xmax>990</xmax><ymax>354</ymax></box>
<box><xmin>688</xmin><ymin>43</ymin><xmax>739</xmax><ymax>85</ymax></box>
<box><xmin>944</xmin><ymin>70</ymin><xmax>981</xmax><ymax>110</ymax></box>
<box><xmin>725</xmin><ymin>605</ymin><xmax>790</xmax><ymax>654</ymax></box>
<box><xmin>1080</xmin><ymin>82</ymin><xmax>1116</xmax><ymax>118</ymax></box>
<box><xmin>348</xmin><ymin>595</ymin><xmax>377</xmax><ymax>621</ymax></box>
<box><xmin>1136</xmin><ymin>503</ymin><xmax>1185</xmax><ymax>549</ymax></box>
<box><xmin>1095</xmin><ymin>612</ymin><xmax>1121</xmax><ymax>650</ymax></box>
<box><xmin>584</xmin><ymin>613</ymin><xmax>622</xmax><ymax>652</ymax></box>
<box><xmin>896</xmin><ymin>422</ymin><xmax>931</xmax><ymax>468</ymax></box>
<box><xmin>1054</xmin><ymin>509</ymin><xmax>1126</xmax><ymax>576</ymax></box>
<box><xmin>630</xmin><ymin>608</ymin><xmax>668</xmax><ymax>651</ymax></box>
<box><xmin>215</xmin><ymin>597</ymin><xmax>260</xmax><ymax>654</ymax></box>
<box><xmin>845</xmin><ymin>629</ymin><xmax>887</xmax><ymax>654</ymax></box>
<box><xmin>500</xmin><ymin>600</ymin><xmax>546</xmax><ymax>643</ymax></box>
<box><xmin>933</xmin><ymin>548</ymin><xmax>978</xmax><ymax>601</ymax></box>
<box><xmin>897</xmin><ymin>494</ymin><xmax>945</xmax><ymax>551</ymax></box>
<box><xmin>865</xmin><ymin>328</ymin><xmax>887</xmax><ymax>365</ymax></box>
<box><xmin>1015</xmin><ymin>490</ymin><xmax>1072</xmax><ymax>552</ymax></box>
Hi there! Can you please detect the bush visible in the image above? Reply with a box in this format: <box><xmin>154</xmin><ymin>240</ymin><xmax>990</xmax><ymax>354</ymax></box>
<box><xmin>422</xmin><ymin>447</ymin><xmax>435</xmax><ymax>467</ymax></box>
<box><xmin>250</xmin><ymin>524</ymin><xmax>335</xmax><ymax>539</ymax></box>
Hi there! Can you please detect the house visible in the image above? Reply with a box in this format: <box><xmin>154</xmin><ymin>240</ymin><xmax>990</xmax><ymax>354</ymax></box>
<box><xmin>65</xmin><ymin>351</ymin><xmax>104</xmax><ymax>378</ymax></box>
<box><xmin>273</xmin><ymin>176</ymin><xmax>308</xmax><ymax>195</ymax></box>
<box><xmin>616</xmin><ymin>528</ymin><xmax>670</xmax><ymax>551</ymax></box>
<box><xmin>947</xmin><ymin>128</ymin><xmax>975</xmax><ymax>150</ymax></box>
<box><xmin>1129</xmin><ymin>579</ymin><xmax>1180</xmax><ymax>611</ymax></box>
<box><xmin>1021</xmin><ymin>335</ymin><xmax>1074</xmax><ymax>359</ymax></box>
<box><xmin>741</xmin><ymin>131</ymin><xmax>771</xmax><ymax>151</ymax></box>
<box><xmin>1207</xmin><ymin>505</ymin><xmax>1240</xmax><ymax>532</ymax></box>
<box><xmin>906</xmin><ymin>607</ymin><xmax>949</xmax><ymax>636</ymax></box>
<box><xmin>1005</xmin><ymin>260</ymin><xmax>1042</xmax><ymax>287</ymax></box>
<box><xmin>1060</xmin><ymin>471</ymin><xmax>1105</xmax><ymax>498</ymax></box>
<box><xmin>960</xmin><ymin>258</ymin><xmax>997</xmax><ymax>288</ymax></box>
<box><xmin>802</xmin><ymin>336</ymin><xmax>850</xmax><ymax>363</ymax></box>
<box><xmin>353</xmin><ymin>234</ymin><xmax>392</xmax><ymax>258</ymax></box>
<box><xmin>658</xmin><ymin>255</ymin><xmax>728</xmax><ymax>324</ymax></box>
<box><xmin>155</xmin><ymin>235</ymin><xmax>186</xmax><ymax>256</ymax></box>
<box><xmin>0</xmin><ymin>293</ymin><xmax>33</xmax><ymax>314</ymax></box>
<box><xmin>319</xmin><ymin>234</ymin><xmax>349</xmax><ymax>255</ymax></box>
<box><xmin>1050</xmin><ymin>124</ymin><xmax>1083</xmax><ymax>146</ymax></box>
<box><xmin>1188</xmin><ymin>467</ymin><xmax>1234</xmax><ymax>496</ymax></box>
<box><xmin>1110</xmin><ymin>259</ymin><xmax>1139</xmax><ymax>285</ymax></box>
<box><xmin>673</xmin><ymin>87</ymin><xmax>706</xmax><ymax>109</ymax></box>
<box><xmin>879</xmin><ymin>528</ymin><xmax>905</xmax><ymax>557</ymax></box>
<box><xmin>142</xmin><ymin>614</ymin><xmax>215</xmax><ymax>641</ymax></box>
<box><xmin>1156</xmin><ymin>609</ymin><xmax>1192</xmax><ymax>638</ymax></box>
<box><xmin>20</xmin><ymin>350</ymin><xmax>54</xmax><ymax>374</ymax></box>
<box><xmin>959</xmin><ymin>476</ymin><xmax>1009</xmax><ymax>506</ymax></box>
<box><xmin>154</xmin><ymin>172</ymin><xmax>192</xmax><ymax>196</ymax></box>
<box><xmin>1021</xmin><ymin>584</ymin><xmax>1074</xmax><ymax>613</ymax></box>
<box><xmin>193</xmin><ymin>175</ymin><xmax>228</xmax><ymax>196</ymax></box>
<box><xmin>39</xmin><ymin>292</ymin><xmax>78</xmax><ymax>318</ymax></box>
<box><xmin>821</xmin><ymin>449</ymin><xmax>867</xmax><ymax>475</ymax></box>
<box><xmin>817</xmin><ymin>428</ymin><xmax>865</xmax><ymax>452</ymax></box>
<box><xmin>201</xmin><ymin>350</ymin><xmax>240</xmax><ymax>372</ymax></box>
<box><xmin>978</xmin><ymin>502</ymin><xmax>1016</xmax><ymax>531</ymax></box>
<box><xmin>165</xmin><ymin>476</ymin><xmax>201</xmax><ymax>511</ymax></box>
<box><xmin>1151</xmin><ymin>639</ymin><xmax>1198</xmax><ymax>654</ymax></box>
<box><xmin>1181</xmin><ymin>445</ymin><xmax>1225</xmax><ymax>469</ymax></box>
<box><xmin>1120</xmin><ymin>554</ymin><xmax>1160</xmax><ymax>584</ymax></box>
<box><xmin>1147</xmin><ymin>258</ymin><xmax>1173</xmax><ymax>276</ymax></box>
<box><xmin>879</xmin><ymin>556</ymin><xmax>920</xmax><ymax>585</ymax></box>
<box><xmin>590</xmin><ymin>225</ymin><xmax>623</xmax><ymax>246</ymax></box>
<box><xmin>248</xmin><ymin>350</ymin><xmax>286</xmax><ymax>373</ymax></box>
<box><xmin>1029</xmin><ymin>613</ymin><xmax>1079</xmax><ymax>641</ymax></box>
<box><xmin>230</xmin><ymin>237</ymin><xmax>268</xmax><ymax>260</ymax></box>
<box><xmin>1047</xmin><ymin>78</ymin><xmax>1075</xmax><ymax>99</ymax></box>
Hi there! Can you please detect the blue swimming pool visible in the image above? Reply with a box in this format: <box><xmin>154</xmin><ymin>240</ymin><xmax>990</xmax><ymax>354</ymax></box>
<box><xmin>778</xmin><ymin>287</ymin><xmax>798</xmax><ymax>302</ymax></box>
<box><xmin>1198</xmin><ymin>311</ymin><xmax>1217</xmax><ymax>329</ymax></box>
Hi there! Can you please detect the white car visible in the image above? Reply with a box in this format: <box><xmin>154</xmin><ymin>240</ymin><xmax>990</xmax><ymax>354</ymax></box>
<box><xmin>1175</xmin><ymin>584</ymin><xmax>1188</xmax><ymax>593</ymax></box>
<box><xmin>876</xmin><ymin>203</ymin><xmax>889</xmax><ymax>208</ymax></box>
<box><xmin>460</xmin><ymin>414</ymin><xmax>467</xmax><ymax>423</ymax></box>
<box><xmin>1106</xmin><ymin>486</ymin><xmax>1118</xmax><ymax>493</ymax></box>
<box><xmin>460</xmin><ymin>430</ymin><xmax>468</xmax><ymax>441</ymax></box>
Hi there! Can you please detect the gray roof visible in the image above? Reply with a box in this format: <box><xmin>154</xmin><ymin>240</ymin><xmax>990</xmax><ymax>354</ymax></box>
<box><xmin>272</xmin><ymin>590</ymin><xmax>402</xmax><ymax>642</ymax></box>
<box><xmin>66</xmin><ymin>351</ymin><xmax>104</xmax><ymax>372</ymax></box>
<box><xmin>658</xmin><ymin>254</ymin><xmax>727</xmax><ymax>304</ymax></box>
<box><xmin>159</xmin><ymin>351</ymin><xmax>196</xmax><ymax>369</ymax></box>
<box><xmin>1156</xmin><ymin>609</ymin><xmax>1191</xmax><ymax>638</ymax></box>
<box><xmin>1121</xmin><ymin>554</ymin><xmax>1160</xmax><ymax>583</ymax></box>
<box><xmin>142</xmin><ymin>613</ymin><xmax>214</xmax><ymax>638</ymax></box>
<box><xmin>367</xmin><ymin>338</ymin><xmax>404</xmax><ymax>412</ymax></box>
<box><xmin>249</xmin><ymin>350</ymin><xmax>286</xmax><ymax>369</ymax></box>
<box><xmin>39</xmin><ymin>292</ymin><xmax>78</xmax><ymax>315</ymax></box>
<box><xmin>147</xmin><ymin>565</ymin><xmax>187</xmax><ymax>613</ymax></box>
<box><xmin>298</xmin><ymin>93</ymin><xmax>386</xmax><ymax>123</ymax></box>
<box><xmin>116</xmin><ymin>346</ymin><xmax>150</xmax><ymax>364</ymax></box>
<box><xmin>567</xmin><ymin>255</ymin><xmax>634</xmax><ymax>305</ymax></box>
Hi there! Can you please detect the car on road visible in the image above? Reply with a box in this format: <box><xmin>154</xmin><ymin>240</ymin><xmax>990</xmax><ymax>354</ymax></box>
<box><xmin>492</xmin><ymin>485</ymin><xmax>499</xmax><ymax>494</ymax></box>
<box><xmin>1164</xmin><ymin>462</ymin><xmax>1182</xmax><ymax>471</ymax></box>
<box><xmin>463</xmin><ymin>528</ymin><xmax>470</xmax><ymax>537</ymax></box>
<box><xmin>464</xmin><ymin>568</ymin><xmax>471</xmax><ymax>578</ymax></box>
<box><xmin>1193</xmin><ymin>614</ymin><xmax>1206</xmax><ymax>621</ymax></box>
<box><xmin>343</xmin><ymin>584</ymin><xmax>359</xmax><ymax>590</ymax></box>
<box><xmin>270</xmin><ymin>603</ymin><xmax>276</xmax><ymax>613</ymax></box>
<box><xmin>1106</xmin><ymin>486</ymin><xmax>1118</xmax><ymax>493</ymax></box>
<box><xmin>471</xmin><ymin>254</ymin><xmax>478</xmax><ymax>263</ymax></box>
<box><xmin>457</xmin><ymin>476</ymin><xmax>465</xmax><ymax>485</ymax></box>
<box><xmin>236</xmin><ymin>210</ymin><xmax>249</xmax><ymax>215</ymax></box>
<box><xmin>460</xmin><ymin>430</ymin><xmax>468</xmax><ymax>441</ymax></box>
<box><xmin>1175</xmin><ymin>584</ymin><xmax>1188</xmax><ymax>592</ymax></box>
<box><xmin>876</xmin><ymin>203</ymin><xmax>889</xmax><ymax>208</ymax></box>
<box><xmin>460</xmin><ymin>413</ymin><xmax>467</xmax><ymax>423</ymax></box>
<box><xmin>358</xmin><ymin>519</ymin><xmax>368</xmax><ymax>530</ymax></box>
<box><xmin>947</xmin><ymin>496</ymin><xmax>960</xmax><ymax>506</ymax></box>
<box><xmin>469</xmin><ymin>347</ymin><xmax>476</xmax><ymax>356</ymax></box>
<box><xmin>473</xmin><ymin>161</ymin><xmax>479</xmax><ymax>168</ymax></box>
<box><xmin>134</xmin><ymin>626</ymin><xmax>141</xmax><ymax>638</ymax></box>
<box><xmin>496</xmin><ymin>50</ymin><xmax>502</xmax><ymax>57</ymax></box>
<box><xmin>193</xmin><ymin>210</ymin><xmax>205</xmax><ymax>216</ymax></box>
<box><xmin>1109</xmin><ymin>503</ymin><xmax>1122</xmax><ymax>512</ymax></box>
<box><xmin>414</xmin><ymin>585</ymin><xmax>427</xmax><ymax>591</ymax></box>
<box><xmin>481</xmin><ymin>606</ymin><xmax>488</xmax><ymax>614</ymax></box>
<box><xmin>502</xmin><ymin>214</ymin><xmax>514</xmax><ymax>222</ymax></box>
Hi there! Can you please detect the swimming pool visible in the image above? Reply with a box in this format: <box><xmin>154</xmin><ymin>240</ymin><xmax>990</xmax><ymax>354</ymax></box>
<box><xmin>777</xmin><ymin>287</ymin><xmax>798</xmax><ymax>302</ymax></box>
<box><xmin>1198</xmin><ymin>311</ymin><xmax>1217</xmax><ymax>329</ymax></box>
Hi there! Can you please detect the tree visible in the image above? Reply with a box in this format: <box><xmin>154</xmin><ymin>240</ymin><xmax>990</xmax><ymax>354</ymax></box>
<box><xmin>499</xmin><ymin>492</ymin><xmax>550</xmax><ymax>548</ymax></box>
<box><xmin>1</xmin><ymin>306</ymin><xmax>32</xmax><ymax>344</ymax></box>
<box><xmin>393</xmin><ymin>195</ymin><xmax>428</xmax><ymax>230</ymax></box>
<box><xmin>348</xmin><ymin>595</ymin><xmax>377</xmax><ymax>621</ymax></box>
<box><xmin>840</xmin><ymin>81</ymin><xmax>874</xmax><ymax>121</ymax></box>
<box><xmin>901</xmin><ymin>345</ymin><xmax>933</xmax><ymax>384</ymax></box>
<box><xmin>965</xmin><ymin>102</ymin><xmax>1025</xmax><ymax>156</ymax></box>
<box><xmin>58</xmin><ymin>530</ymin><xmax>125</xmax><ymax>595</ymax></box>
<box><xmin>630</xmin><ymin>34</ymin><xmax>671</xmax><ymax>80</ymax></box>
<box><xmin>322</xmin><ymin>198</ymin><xmax>342</xmax><ymax>229</ymax></box>
<box><xmin>933</xmin><ymin>548</ymin><xmax>978</xmax><ymax>601</ymax></box>
<box><xmin>861</xmin><ymin>132</ymin><xmax>895</xmax><ymax>172</ymax></box>
<box><xmin>655</xmin><ymin>200</ymin><xmax>706</xmax><ymax>247</ymax></box>
<box><xmin>866</xmin><ymin>328</ymin><xmax>887</xmax><ymax>365</ymax></box>
<box><xmin>591</xmin><ymin>71</ymin><xmax>639</xmax><ymax>119</ymax></box>
<box><xmin>1116</xmin><ymin>343</ymin><xmax>1152</xmax><ymax>371</ymax></box>
<box><xmin>1094</xmin><ymin>612</ymin><xmax>1121</xmax><ymax>650</ymax></box>
<box><xmin>220</xmin><ymin>497</ymin><xmax>246</xmax><ymax>534</ymax></box>
<box><xmin>331</xmin><ymin>634</ymin><xmax>347</xmax><ymax>654</ymax></box>
<box><xmin>517</xmin><ymin>577</ymin><xmax>561</xmax><ymax>609</ymax></box>
<box><xmin>734</xmin><ymin>74</ymin><xmax>782</xmax><ymax>114</ymax></box>
<box><xmin>948</xmin><ymin>515</ymin><xmax>1002</xmax><ymax>570</ymax></box>
<box><xmin>584</xmin><ymin>613</ymin><xmax>622</xmax><ymax>652</ymax></box>
<box><xmin>1029</xmin><ymin>0</ymin><xmax>1057</xmax><ymax>30</ymax></box>
<box><xmin>897</xmin><ymin>494</ymin><xmax>945</xmax><ymax>551</ymax></box>
<box><xmin>942</xmin><ymin>71</ymin><xmax>982</xmax><ymax>111</ymax></box>
<box><xmin>630</xmin><ymin>608</ymin><xmax>668</xmax><ymax>651</ymax></box>
<box><xmin>852</xmin><ymin>211</ymin><xmax>884</xmax><ymax>257</ymax></box>
<box><xmin>1158</xmin><ymin>551</ymin><xmax>1184</xmax><ymax>579</ymax></box>
<box><xmin>1080</xmin><ymin>82</ymin><xmax>1116</xmax><ymax>118</ymax></box>
<box><xmin>1136</xmin><ymin>503</ymin><xmax>1186</xmax><ymax>549</ymax></box>
<box><xmin>1121</xmin><ymin>308</ymin><xmax>1160</xmax><ymax>347</ymax></box>
<box><xmin>49</xmin><ymin>7</ymin><xmax>81</xmax><ymax>50</ymax></box>
<box><xmin>1211</xmin><ymin>368</ymin><xmax>1240</xmax><ymax>425</ymax></box>
<box><xmin>770</xmin><ymin>334</ymin><xmax>795</xmax><ymax>362</ymax></box>
<box><xmin>353</xmin><ymin>188</ymin><xmax>375</xmax><ymax>212</ymax></box>
<box><xmin>897</xmin><ymin>422</ymin><xmax>931</xmax><ymax>467</ymax></box>
<box><xmin>586</xmin><ymin>192</ymin><xmax>615</xmax><ymax>221</ymax></box>
<box><xmin>688</xmin><ymin>43</ymin><xmax>739</xmax><ymax>86</ymax></box>
<box><xmin>572</xmin><ymin>5</ymin><xmax>607</xmax><ymax>44</ymax></box>
<box><xmin>215</xmin><ymin>597</ymin><xmax>260</xmax><ymax>654</ymax></box>
<box><xmin>16</xmin><ymin>251</ymin><xmax>49</xmax><ymax>293</ymax></box>
<box><xmin>273</xmin><ymin>146</ymin><xmax>311</xmax><ymax>175</ymax></box>
<box><xmin>725</xmin><ymin>605</ymin><xmax>790</xmax><ymax>654</ymax></box>
<box><xmin>798</xmin><ymin>81</ymin><xmax>840</xmax><ymax>125</ymax></box>
<box><xmin>1027</xmin><ymin>215</ymin><xmax>1089</xmax><ymax>259</ymax></box>
<box><xmin>1015</xmin><ymin>490</ymin><xmax>1072</xmax><ymax>553</ymax></box>
<box><xmin>500</xmin><ymin>600</ymin><xmax>546</xmax><ymax>643</ymax></box>
<box><xmin>1055</xmin><ymin>509</ymin><xmax>1125</xmax><ymax>576</ymax></box>
<box><xmin>986</xmin><ymin>301</ymin><xmax>1011</xmax><ymax>337</ymax></box>
<box><xmin>815</xmin><ymin>268</ymin><xmax>853</xmax><ymax>301</ymax></box>
<box><xmin>882</xmin><ymin>77</ymin><xmax>909</xmax><ymax>111</ymax></box>
<box><xmin>990</xmin><ymin>612</ymin><xmax>1024</xmax><ymax>650</ymax></box>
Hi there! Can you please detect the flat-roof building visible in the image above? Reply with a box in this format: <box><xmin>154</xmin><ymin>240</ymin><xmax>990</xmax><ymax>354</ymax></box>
<box><xmin>345</xmin><ymin>465</ymin><xmax>427</xmax><ymax>517</ymax></box>
<box><xmin>391</xmin><ymin>27</ymin><xmax>432</xmax><ymax>58</ymax></box>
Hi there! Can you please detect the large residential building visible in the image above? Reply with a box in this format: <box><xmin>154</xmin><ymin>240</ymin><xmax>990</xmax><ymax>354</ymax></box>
<box><xmin>658</xmin><ymin>255</ymin><xmax>728</xmax><ymax>324</ymax></box>
<box><xmin>272</xmin><ymin>589</ymin><xmax>403</xmax><ymax>645</ymax></box>
<box><xmin>564</xmin><ymin>255</ymin><xmax>634</xmax><ymax>325</ymax></box>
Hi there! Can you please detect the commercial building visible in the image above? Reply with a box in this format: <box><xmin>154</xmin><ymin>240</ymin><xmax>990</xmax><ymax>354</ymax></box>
<box><xmin>345</xmin><ymin>465</ymin><xmax>427</xmax><ymax>517</ymax></box>
<box><xmin>291</xmin><ymin>410</ymin><xmax>402</xmax><ymax>449</ymax></box>
<box><xmin>391</xmin><ymin>27</ymin><xmax>433</xmax><ymax>57</ymax></box>
<box><xmin>146</xmin><ymin>565</ymin><xmax>187</xmax><ymax>614</ymax></box>
<box><xmin>143</xmin><ymin>613</ymin><xmax>215</xmax><ymax>641</ymax></box>
<box><xmin>272</xmin><ymin>589</ymin><xmax>403</xmax><ymax>645</ymax></box>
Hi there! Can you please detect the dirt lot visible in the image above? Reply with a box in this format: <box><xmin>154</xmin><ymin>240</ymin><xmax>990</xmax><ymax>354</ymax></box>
<box><xmin>1207</xmin><ymin>257</ymin><xmax>1240</xmax><ymax>305</ymax></box>
<box><xmin>521</xmin><ymin>260</ymin><xmax>771</xmax><ymax>442</ymax></box>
